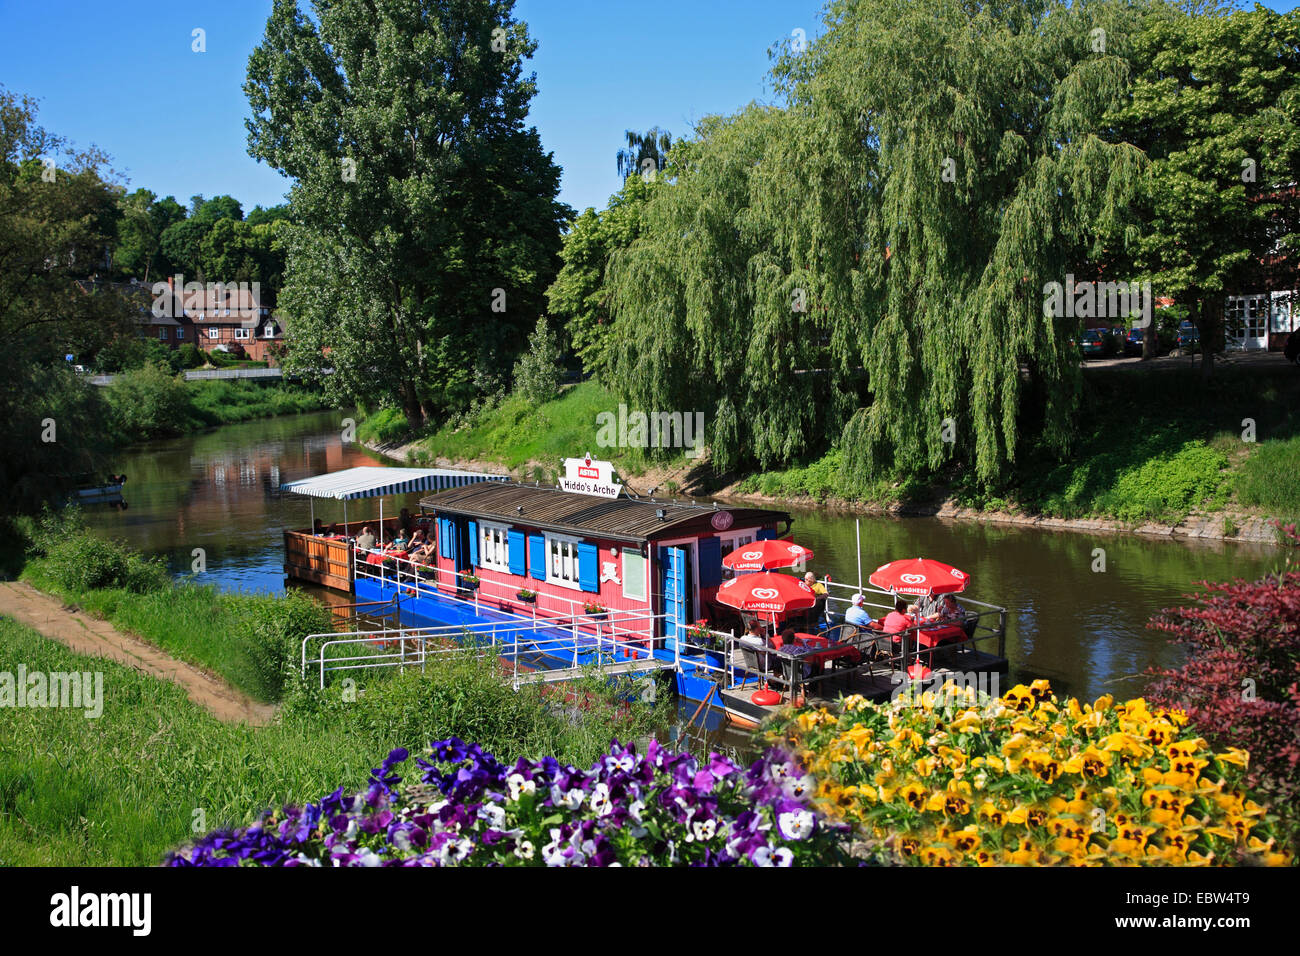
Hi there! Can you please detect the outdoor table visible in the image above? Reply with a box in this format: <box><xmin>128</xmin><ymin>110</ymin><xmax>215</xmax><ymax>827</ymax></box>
<box><xmin>916</xmin><ymin>623</ymin><xmax>966</xmax><ymax>648</ymax></box>
<box><xmin>766</xmin><ymin>634</ymin><xmax>861</xmax><ymax>701</ymax></box>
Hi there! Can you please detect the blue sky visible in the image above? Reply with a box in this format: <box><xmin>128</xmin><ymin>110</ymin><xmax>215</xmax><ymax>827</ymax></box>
<box><xmin>1</xmin><ymin>1</ymin><xmax>1296</xmax><ymax>217</ymax></box>
<box><xmin>0</xmin><ymin>0</ymin><xmax>826</xmax><ymax>215</ymax></box>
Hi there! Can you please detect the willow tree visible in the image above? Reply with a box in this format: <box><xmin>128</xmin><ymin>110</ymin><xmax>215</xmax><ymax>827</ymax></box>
<box><xmin>245</xmin><ymin>0</ymin><xmax>569</xmax><ymax>427</ymax></box>
<box><xmin>762</xmin><ymin>0</ymin><xmax>1149</xmax><ymax>488</ymax></box>
<box><xmin>606</xmin><ymin>105</ymin><xmax>861</xmax><ymax>471</ymax></box>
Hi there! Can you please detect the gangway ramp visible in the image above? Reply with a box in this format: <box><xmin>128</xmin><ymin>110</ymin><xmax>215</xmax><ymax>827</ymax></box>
<box><xmin>512</xmin><ymin>657</ymin><xmax>676</xmax><ymax>686</ymax></box>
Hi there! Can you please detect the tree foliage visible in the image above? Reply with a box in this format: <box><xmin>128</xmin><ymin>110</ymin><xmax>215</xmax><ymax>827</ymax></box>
<box><xmin>511</xmin><ymin>315</ymin><xmax>564</xmax><ymax>406</ymax></box>
<box><xmin>0</xmin><ymin>87</ymin><xmax>126</xmax><ymax>511</ymax></box>
<box><xmin>546</xmin><ymin>174</ymin><xmax>659</xmax><ymax>376</ymax></box>
<box><xmin>245</xmin><ymin>0</ymin><xmax>570</xmax><ymax>428</ymax></box>
<box><xmin>1106</xmin><ymin>2</ymin><xmax>1300</xmax><ymax>374</ymax></box>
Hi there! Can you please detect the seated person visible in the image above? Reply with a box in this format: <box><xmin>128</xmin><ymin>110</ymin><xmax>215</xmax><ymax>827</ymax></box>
<box><xmin>739</xmin><ymin>620</ymin><xmax>771</xmax><ymax>673</ymax></box>
<box><xmin>355</xmin><ymin>526</ymin><xmax>377</xmax><ymax>552</ymax></box>
<box><xmin>778</xmin><ymin>625</ymin><xmax>813</xmax><ymax>679</ymax></box>
<box><xmin>390</xmin><ymin>529</ymin><xmax>409</xmax><ymax>551</ymax></box>
<box><xmin>882</xmin><ymin>597</ymin><xmax>917</xmax><ymax>635</ymax></box>
<box><xmin>925</xmin><ymin>593</ymin><xmax>963</xmax><ymax>624</ymax></box>
<box><xmin>407</xmin><ymin>528</ymin><xmax>426</xmax><ymax>551</ymax></box>
<box><xmin>844</xmin><ymin>593</ymin><xmax>874</xmax><ymax>628</ymax></box>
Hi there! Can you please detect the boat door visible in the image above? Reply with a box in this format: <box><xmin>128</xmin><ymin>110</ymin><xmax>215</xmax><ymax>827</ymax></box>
<box><xmin>658</xmin><ymin>545</ymin><xmax>691</xmax><ymax>649</ymax></box>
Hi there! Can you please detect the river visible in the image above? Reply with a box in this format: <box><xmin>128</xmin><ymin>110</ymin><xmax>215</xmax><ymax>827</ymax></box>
<box><xmin>82</xmin><ymin>410</ymin><xmax>1279</xmax><ymax>722</ymax></box>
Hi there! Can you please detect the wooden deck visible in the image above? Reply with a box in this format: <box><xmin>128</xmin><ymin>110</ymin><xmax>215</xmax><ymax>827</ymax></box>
<box><xmin>718</xmin><ymin>648</ymin><xmax>1009</xmax><ymax>728</ymax></box>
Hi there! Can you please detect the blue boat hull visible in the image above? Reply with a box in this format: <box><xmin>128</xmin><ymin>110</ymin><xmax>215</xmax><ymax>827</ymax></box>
<box><xmin>355</xmin><ymin>577</ymin><xmax>719</xmax><ymax>705</ymax></box>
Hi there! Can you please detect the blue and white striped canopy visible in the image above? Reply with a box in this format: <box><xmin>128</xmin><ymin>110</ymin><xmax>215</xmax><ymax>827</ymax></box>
<box><xmin>280</xmin><ymin>466</ymin><xmax>506</xmax><ymax>500</ymax></box>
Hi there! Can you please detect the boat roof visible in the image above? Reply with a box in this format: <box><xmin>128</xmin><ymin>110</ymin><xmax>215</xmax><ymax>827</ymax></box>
<box><xmin>280</xmin><ymin>466</ymin><xmax>507</xmax><ymax>501</ymax></box>
<box><xmin>420</xmin><ymin>481</ymin><xmax>791</xmax><ymax>545</ymax></box>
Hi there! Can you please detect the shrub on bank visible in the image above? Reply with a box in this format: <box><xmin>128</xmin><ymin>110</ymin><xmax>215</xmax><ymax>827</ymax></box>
<box><xmin>770</xmin><ymin>681</ymin><xmax>1292</xmax><ymax>866</ymax></box>
<box><xmin>1144</xmin><ymin>523</ymin><xmax>1300</xmax><ymax>811</ymax></box>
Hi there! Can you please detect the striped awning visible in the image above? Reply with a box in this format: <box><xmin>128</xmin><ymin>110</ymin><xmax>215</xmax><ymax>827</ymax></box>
<box><xmin>280</xmin><ymin>466</ymin><xmax>507</xmax><ymax>501</ymax></box>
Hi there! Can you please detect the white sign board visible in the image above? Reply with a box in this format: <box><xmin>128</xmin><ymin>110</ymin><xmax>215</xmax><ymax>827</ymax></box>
<box><xmin>560</xmin><ymin>453</ymin><xmax>622</xmax><ymax>499</ymax></box>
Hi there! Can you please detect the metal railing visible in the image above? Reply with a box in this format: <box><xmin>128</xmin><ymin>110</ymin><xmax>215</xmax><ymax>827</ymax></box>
<box><xmin>352</xmin><ymin>548</ymin><xmax>660</xmax><ymax>644</ymax></box>
<box><xmin>301</xmin><ymin>607</ymin><xmax>675</xmax><ymax>690</ymax></box>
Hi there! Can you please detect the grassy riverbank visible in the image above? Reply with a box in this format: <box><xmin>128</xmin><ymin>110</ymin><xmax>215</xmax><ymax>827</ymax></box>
<box><xmin>362</xmin><ymin>365</ymin><xmax>1300</xmax><ymax>534</ymax></box>
<box><xmin>0</xmin><ymin>615</ymin><xmax>670</xmax><ymax>865</ymax></box>
<box><xmin>1</xmin><ymin>523</ymin><xmax>673</xmax><ymax>865</ymax></box>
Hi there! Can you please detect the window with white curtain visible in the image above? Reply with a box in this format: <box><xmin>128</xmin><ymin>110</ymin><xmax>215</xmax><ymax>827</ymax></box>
<box><xmin>547</xmin><ymin>534</ymin><xmax>582</xmax><ymax>590</ymax></box>
<box><xmin>479</xmin><ymin>522</ymin><xmax>510</xmax><ymax>572</ymax></box>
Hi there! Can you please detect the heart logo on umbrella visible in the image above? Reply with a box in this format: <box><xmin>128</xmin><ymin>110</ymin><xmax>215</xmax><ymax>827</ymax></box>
<box><xmin>950</xmin><ymin>568</ymin><xmax>965</xmax><ymax>579</ymax></box>
<box><xmin>742</xmin><ymin>551</ymin><xmax>763</xmax><ymax>560</ymax></box>
<box><xmin>900</xmin><ymin>573</ymin><xmax>928</xmax><ymax>585</ymax></box>
<box><xmin>752</xmin><ymin>587</ymin><xmax>780</xmax><ymax>600</ymax></box>
<box><xmin>787</xmin><ymin>545</ymin><xmax>806</xmax><ymax>555</ymax></box>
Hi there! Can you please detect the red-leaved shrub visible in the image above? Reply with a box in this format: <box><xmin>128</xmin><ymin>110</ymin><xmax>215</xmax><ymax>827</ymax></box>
<box><xmin>1145</xmin><ymin>522</ymin><xmax>1300</xmax><ymax>811</ymax></box>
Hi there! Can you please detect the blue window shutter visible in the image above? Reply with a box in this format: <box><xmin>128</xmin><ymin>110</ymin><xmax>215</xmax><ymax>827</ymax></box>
<box><xmin>697</xmin><ymin>536</ymin><xmax>722</xmax><ymax>588</ymax></box>
<box><xmin>438</xmin><ymin>519</ymin><xmax>451</xmax><ymax>559</ymax></box>
<box><xmin>508</xmin><ymin>529</ymin><xmax>526</xmax><ymax>576</ymax></box>
<box><xmin>529</xmin><ymin>536</ymin><xmax>546</xmax><ymax>580</ymax></box>
<box><xmin>467</xmin><ymin>521</ymin><xmax>478</xmax><ymax>566</ymax></box>
<box><xmin>577</xmin><ymin>542</ymin><xmax>598</xmax><ymax>592</ymax></box>
<box><xmin>757</xmin><ymin>527</ymin><xmax>776</xmax><ymax>541</ymax></box>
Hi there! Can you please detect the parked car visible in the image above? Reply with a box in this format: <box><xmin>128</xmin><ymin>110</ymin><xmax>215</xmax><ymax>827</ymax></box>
<box><xmin>1176</xmin><ymin>321</ymin><xmax>1200</xmax><ymax>352</ymax></box>
<box><xmin>1080</xmin><ymin>328</ymin><xmax>1107</xmax><ymax>358</ymax></box>
<box><xmin>1123</xmin><ymin>327</ymin><xmax>1145</xmax><ymax>357</ymax></box>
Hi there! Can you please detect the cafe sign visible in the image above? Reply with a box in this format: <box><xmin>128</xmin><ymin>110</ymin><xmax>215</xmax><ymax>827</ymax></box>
<box><xmin>560</xmin><ymin>453</ymin><xmax>622</xmax><ymax>499</ymax></box>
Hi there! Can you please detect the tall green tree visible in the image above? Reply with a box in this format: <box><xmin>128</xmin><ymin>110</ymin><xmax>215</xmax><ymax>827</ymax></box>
<box><xmin>0</xmin><ymin>87</ymin><xmax>126</xmax><ymax>511</ymax></box>
<box><xmin>245</xmin><ymin>0</ymin><xmax>570</xmax><ymax>428</ymax></box>
<box><xmin>1108</xmin><ymin>2</ymin><xmax>1300</xmax><ymax>375</ymax></box>
<box><xmin>547</xmin><ymin>174</ymin><xmax>659</xmax><ymax>376</ymax></box>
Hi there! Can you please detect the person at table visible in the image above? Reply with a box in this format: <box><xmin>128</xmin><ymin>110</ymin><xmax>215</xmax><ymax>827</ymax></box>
<box><xmin>844</xmin><ymin>594</ymin><xmax>874</xmax><ymax>628</ymax></box>
<box><xmin>882</xmin><ymin>597</ymin><xmax>917</xmax><ymax>634</ymax></box>
<box><xmin>925</xmin><ymin>593</ymin><xmax>962</xmax><ymax>624</ymax></box>
<box><xmin>355</xmin><ymin>526</ymin><xmax>377</xmax><ymax>551</ymax></box>
<box><xmin>739</xmin><ymin>620</ymin><xmax>772</xmax><ymax>674</ymax></box>
<box><xmin>390</xmin><ymin>529</ymin><xmax>409</xmax><ymax>551</ymax></box>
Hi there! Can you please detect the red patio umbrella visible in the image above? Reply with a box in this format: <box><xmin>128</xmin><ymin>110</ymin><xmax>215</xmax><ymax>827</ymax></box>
<box><xmin>715</xmin><ymin>571</ymin><xmax>818</xmax><ymax>614</ymax></box>
<box><xmin>869</xmin><ymin>557</ymin><xmax>970</xmax><ymax>596</ymax></box>
<box><xmin>721</xmin><ymin>539</ymin><xmax>815</xmax><ymax>572</ymax></box>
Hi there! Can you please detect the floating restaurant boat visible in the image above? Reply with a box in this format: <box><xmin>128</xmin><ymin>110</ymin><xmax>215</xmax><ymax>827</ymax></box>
<box><xmin>282</xmin><ymin>457</ymin><xmax>1009</xmax><ymax>722</ymax></box>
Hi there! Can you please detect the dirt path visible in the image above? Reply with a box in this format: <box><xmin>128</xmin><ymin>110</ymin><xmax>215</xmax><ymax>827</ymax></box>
<box><xmin>0</xmin><ymin>581</ymin><xmax>275</xmax><ymax>725</ymax></box>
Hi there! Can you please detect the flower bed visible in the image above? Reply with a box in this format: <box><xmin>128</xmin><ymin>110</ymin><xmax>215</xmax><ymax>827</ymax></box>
<box><xmin>166</xmin><ymin>738</ymin><xmax>851</xmax><ymax>867</ymax></box>
<box><xmin>770</xmin><ymin>680</ymin><xmax>1293</xmax><ymax>866</ymax></box>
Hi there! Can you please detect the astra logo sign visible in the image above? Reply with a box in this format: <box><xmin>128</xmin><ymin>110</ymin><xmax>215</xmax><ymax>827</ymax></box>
<box><xmin>49</xmin><ymin>886</ymin><xmax>151</xmax><ymax>936</ymax></box>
